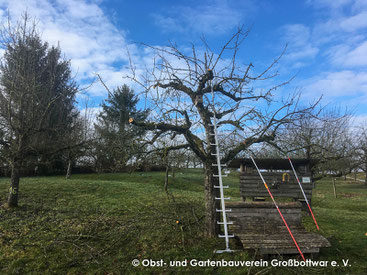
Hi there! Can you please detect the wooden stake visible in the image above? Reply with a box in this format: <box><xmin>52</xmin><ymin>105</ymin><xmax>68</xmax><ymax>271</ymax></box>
<box><xmin>332</xmin><ymin>178</ymin><xmax>337</xmax><ymax>198</ymax></box>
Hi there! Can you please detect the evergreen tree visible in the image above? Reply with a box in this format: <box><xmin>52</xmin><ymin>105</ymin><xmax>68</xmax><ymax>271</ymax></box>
<box><xmin>94</xmin><ymin>85</ymin><xmax>148</xmax><ymax>171</ymax></box>
<box><xmin>0</xmin><ymin>15</ymin><xmax>78</xmax><ymax>207</ymax></box>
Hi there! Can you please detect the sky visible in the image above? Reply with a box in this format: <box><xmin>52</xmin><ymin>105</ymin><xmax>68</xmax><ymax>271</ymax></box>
<box><xmin>0</xmin><ymin>0</ymin><xmax>366</xmax><ymax>124</ymax></box>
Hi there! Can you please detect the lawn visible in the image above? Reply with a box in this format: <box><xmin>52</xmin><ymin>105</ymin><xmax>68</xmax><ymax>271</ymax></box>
<box><xmin>0</xmin><ymin>170</ymin><xmax>366</xmax><ymax>274</ymax></box>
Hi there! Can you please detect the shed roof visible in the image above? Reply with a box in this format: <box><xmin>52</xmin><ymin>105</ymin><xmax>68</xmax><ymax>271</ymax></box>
<box><xmin>228</xmin><ymin>158</ymin><xmax>318</xmax><ymax>169</ymax></box>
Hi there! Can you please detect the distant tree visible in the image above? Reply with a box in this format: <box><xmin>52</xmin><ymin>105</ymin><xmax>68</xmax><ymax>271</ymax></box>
<box><xmin>0</xmin><ymin>14</ymin><xmax>78</xmax><ymax>207</ymax></box>
<box><xmin>94</xmin><ymin>84</ymin><xmax>148</xmax><ymax>171</ymax></box>
<box><xmin>354</xmin><ymin>125</ymin><xmax>367</xmax><ymax>185</ymax></box>
<box><xmin>270</xmin><ymin>109</ymin><xmax>354</xmax><ymax>177</ymax></box>
<box><xmin>184</xmin><ymin>149</ymin><xmax>202</xmax><ymax>169</ymax></box>
<box><xmin>63</xmin><ymin>113</ymin><xmax>92</xmax><ymax>179</ymax></box>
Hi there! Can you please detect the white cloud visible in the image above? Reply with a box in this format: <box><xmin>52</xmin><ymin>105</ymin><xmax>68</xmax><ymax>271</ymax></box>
<box><xmin>152</xmin><ymin>0</ymin><xmax>252</xmax><ymax>35</ymax></box>
<box><xmin>306</xmin><ymin>0</ymin><xmax>353</xmax><ymax>10</ymax></box>
<box><xmin>281</xmin><ymin>0</ymin><xmax>367</xmax><ymax>120</ymax></box>
<box><xmin>0</xmin><ymin>0</ymin><xmax>136</xmax><ymax>98</ymax></box>
<box><xmin>282</xmin><ymin>24</ymin><xmax>311</xmax><ymax>47</ymax></box>
<box><xmin>286</xmin><ymin>45</ymin><xmax>319</xmax><ymax>61</ymax></box>
<box><xmin>153</xmin><ymin>15</ymin><xmax>185</xmax><ymax>33</ymax></box>
<box><xmin>342</xmin><ymin>41</ymin><xmax>367</xmax><ymax>67</ymax></box>
<box><xmin>340</xmin><ymin>11</ymin><xmax>367</xmax><ymax>32</ymax></box>
<box><xmin>352</xmin><ymin>0</ymin><xmax>367</xmax><ymax>12</ymax></box>
<box><xmin>330</xmin><ymin>41</ymin><xmax>367</xmax><ymax>67</ymax></box>
<box><xmin>306</xmin><ymin>0</ymin><xmax>367</xmax><ymax>47</ymax></box>
<box><xmin>304</xmin><ymin>70</ymin><xmax>367</xmax><ymax>98</ymax></box>
<box><xmin>55</xmin><ymin>0</ymin><xmax>103</xmax><ymax>20</ymax></box>
<box><xmin>314</xmin><ymin>11</ymin><xmax>367</xmax><ymax>39</ymax></box>
<box><xmin>279</xmin><ymin>24</ymin><xmax>319</xmax><ymax>64</ymax></box>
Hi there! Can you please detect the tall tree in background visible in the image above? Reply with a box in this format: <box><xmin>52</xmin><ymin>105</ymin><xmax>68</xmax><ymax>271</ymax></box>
<box><xmin>94</xmin><ymin>84</ymin><xmax>148</xmax><ymax>171</ymax></box>
<box><xmin>354</xmin><ymin>125</ymin><xmax>367</xmax><ymax>185</ymax></box>
<box><xmin>0</xmin><ymin>14</ymin><xmax>78</xmax><ymax>207</ymax></box>
<box><xmin>128</xmin><ymin>28</ymin><xmax>318</xmax><ymax>237</ymax></box>
<box><xmin>63</xmin><ymin>114</ymin><xmax>92</xmax><ymax>179</ymax></box>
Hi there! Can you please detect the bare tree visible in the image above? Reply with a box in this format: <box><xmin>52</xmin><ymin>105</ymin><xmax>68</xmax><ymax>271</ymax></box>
<box><xmin>63</xmin><ymin>113</ymin><xmax>92</xmax><ymax>179</ymax></box>
<box><xmin>354</xmin><ymin>125</ymin><xmax>367</xmax><ymax>185</ymax></box>
<box><xmin>266</xmin><ymin>108</ymin><xmax>354</xmax><ymax>178</ymax></box>
<box><xmin>127</xmin><ymin>28</ymin><xmax>318</xmax><ymax>236</ymax></box>
<box><xmin>0</xmin><ymin>14</ymin><xmax>78</xmax><ymax>207</ymax></box>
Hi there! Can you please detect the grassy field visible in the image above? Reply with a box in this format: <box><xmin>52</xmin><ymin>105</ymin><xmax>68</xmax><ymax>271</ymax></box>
<box><xmin>0</xmin><ymin>170</ymin><xmax>366</xmax><ymax>274</ymax></box>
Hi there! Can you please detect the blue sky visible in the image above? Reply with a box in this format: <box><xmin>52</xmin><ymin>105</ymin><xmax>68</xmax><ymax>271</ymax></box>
<box><xmin>0</xmin><ymin>0</ymin><xmax>366</xmax><ymax>124</ymax></box>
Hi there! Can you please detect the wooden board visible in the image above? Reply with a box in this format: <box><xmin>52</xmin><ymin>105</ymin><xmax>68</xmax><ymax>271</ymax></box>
<box><xmin>238</xmin><ymin>230</ymin><xmax>330</xmax><ymax>249</ymax></box>
<box><xmin>239</xmin><ymin>183</ymin><xmax>313</xmax><ymax>189</ymax></box>
<box><xmin>240</xmin><ymin>192</ymin><xmax>312</xmax><ymax>199</ymax></box>
<box><xmin>227</xmin><ymin>202</ymin><xmax>302</xmax><ymax>208</ymax></box>
<box><xmin>239</xmin><ymin>171</ymin><xmax>313</xmax><ymax>201</ymax></box>
<box><xmin>258</xmin><ymin>248</ymin><xmax>320</xmax><ymax>255</ymax></box>
<box><xmin>224</xmin><ymin>201</ymin><xmax>331</xmax><ymax>255</ymax></box>
<box><xmin>240</xmin><ymin>172</ymin><xmax>311</xmax><ymax>178</ymax></box>
<box><xmin>227</xmin><ymin>202</ymin><xmax>303</xmax><ymax>227</ymax></box>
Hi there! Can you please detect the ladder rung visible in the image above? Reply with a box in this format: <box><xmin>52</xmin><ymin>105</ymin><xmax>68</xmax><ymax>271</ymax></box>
<box><xmin>216</xmin><ymin>249</ymin><xmax>234</xmax><ymax>253</ymax></box>
<box><xmin>213</xmin><ymin>174</ymin><xmax>227</xmax><ymax>177</ymax></box>
<box><xmin>217</xmin><ymin>221</ymin><xmax>233</xmax><ymax>225</ymax></box>
<box><xmin>214</xmin><ymin>185</ymin><xmax>229</xmax><ymax>188</ymax></box>
<box><xmin>210</xmin><ymin>143</ymin><xmax>217</xmax><ymax>146</ymax></box>
<box><xmin>216</xmin><ymin>209</ymin><xmax>232</xmax><ymax>212</ymax></box>
<box><xmin>212</xmin><ymin>163</ymin><xmax>226</xmax><ymax>167</ymax></box>
<box><xmin>211</xmin><ymin>153</ymin><xmax>218</xmax><ymax>156</ymax></box>
<box><xmin>209</xmin><ymin>133</ymin><xmax>216</xmax><ymax>135</ymax></box>
<box><xmin>215</xmin><ymin>197</ymin><xmax>230</xmax><ymax>200</ymax></box>
<box><xmin>218</xmin><ymin>234</ymin><xmax>235</xmax><ymax>238</ymax></box>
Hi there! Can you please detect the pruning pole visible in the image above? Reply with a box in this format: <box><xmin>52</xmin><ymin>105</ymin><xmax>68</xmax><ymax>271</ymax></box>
<box><xmin>250</xmin><ymin>156</ymin><xmax>305</xmax><ymax>261</ymax></box>
<box><xmin>288</xmin><ymin>157</ymin><xmax>320</xmax><ymax>231</ymax></box>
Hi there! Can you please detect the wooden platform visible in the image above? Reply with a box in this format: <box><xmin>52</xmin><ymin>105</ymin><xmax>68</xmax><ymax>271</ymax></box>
<box><xmin>226</xmin><ymin>201</ymin><xmax>331</xmax><ymax>255</ymax></box>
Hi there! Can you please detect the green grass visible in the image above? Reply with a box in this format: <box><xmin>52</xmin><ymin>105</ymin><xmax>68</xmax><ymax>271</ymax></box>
<box><xmin>0</xmin><ymin>170</ymin><xmax>366</xmax><ymax>274</ymax></box>
<box><xmin>346</xmin><ymin>172</ymin><xmax>366</xmax><ymax>182</ymax></box>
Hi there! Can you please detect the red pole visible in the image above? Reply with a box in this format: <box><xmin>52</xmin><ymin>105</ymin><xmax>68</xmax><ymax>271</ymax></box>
<box><xmin>288</xmin><ymin>157</ymin><xmax>320</xmax><ymax>230</ymax></box>
<box><xmin>250</xmin><ymin>156</ymin><xmax>305</xmax><ymax>261</ymax></box>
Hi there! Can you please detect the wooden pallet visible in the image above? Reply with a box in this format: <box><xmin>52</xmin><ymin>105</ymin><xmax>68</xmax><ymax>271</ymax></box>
<box><xmin>226</xmin><ymin>201</ymin><xmax>331</xmax><ymax>255</ymax></box>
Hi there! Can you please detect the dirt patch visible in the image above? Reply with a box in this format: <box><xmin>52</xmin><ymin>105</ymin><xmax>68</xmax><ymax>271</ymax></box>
<box><xmin>339</xmin><ymin>193</ymin><xmax>364</xmax><ymax>198</ymax></box>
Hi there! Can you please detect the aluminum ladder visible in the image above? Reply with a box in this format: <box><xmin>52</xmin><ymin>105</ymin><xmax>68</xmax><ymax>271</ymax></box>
<box><xmin>209</xmin><ymin>76</ymin><xmax>234</xmax><ymax>253</ymax></box>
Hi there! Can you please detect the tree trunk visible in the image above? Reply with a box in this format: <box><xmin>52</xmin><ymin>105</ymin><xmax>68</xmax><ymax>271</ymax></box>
<box><xmin>66</xmin><ymin>159</ymin><xmax>72</xmax><ymax>179</ymax></box>
<box><xmin>7</xmin><ymin>162</ymin><xmax>20</xmax><ymax>207</ymax></box>
<box><xmin>172</xmin><ymin>166</ymin><xmax>175</xmax><ymax>178</ymax></box>
<box><xmin>164</xmin><ymin>165</ymin><xmax>169</xmax><ymax>192</ymax></box>
<box><xmin>204</xmin><ymin>162</ymin><xmax>220</xmax><ymax>237</ymax></box>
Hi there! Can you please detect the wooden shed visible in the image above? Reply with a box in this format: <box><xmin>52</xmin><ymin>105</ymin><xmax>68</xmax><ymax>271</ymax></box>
<box><xmin>226</xmin><ymin>158</ymin><xmax>330</xmax><ymax>256</ymax></box>
<box><xmin>229</xmin><ymin>158</ymin><xmax>316</xmax><ymax>208</ymax></box>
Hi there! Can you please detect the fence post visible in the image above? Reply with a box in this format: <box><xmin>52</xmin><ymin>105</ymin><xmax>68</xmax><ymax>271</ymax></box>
<box><xmin>332</xmin><ymin>178</ymin><xmax>337</xmax><ymax>198</ymax></box>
